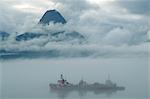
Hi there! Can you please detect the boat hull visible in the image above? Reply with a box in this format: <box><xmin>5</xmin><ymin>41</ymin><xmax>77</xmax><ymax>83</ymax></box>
<box><xmin>49</xmin><ymin>84</ymin><xmax>125</xmax><ymax>91</ymax></box>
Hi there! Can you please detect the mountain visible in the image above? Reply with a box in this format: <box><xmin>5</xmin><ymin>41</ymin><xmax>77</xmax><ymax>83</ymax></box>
<box><xmin>16</xmin><ymin>31</ymin><xmax>85</xmax><ymax>43</ymax></box>
<box><xmin>16</xmin><ymin>32</ymin><xmax>48</xmax><ymax>41</ymax></box>
<box><xmin>16</xmin><ymin>10</ymin><xmax>85</xmax><ymax>43</ymax></box>
<box><xmin>49</xmin><ymin>31</ymin><xmax>85</xmax><ymax>43</ymax></box>
<box><xmin>0</xmin><ymin>31</ymin><xmax>10</xmax><ymax>41</ymax></box>
<box><xmin>39</xmin><ymin>10</ymin><xmax>67</xmax><ymax>25</ymax></box>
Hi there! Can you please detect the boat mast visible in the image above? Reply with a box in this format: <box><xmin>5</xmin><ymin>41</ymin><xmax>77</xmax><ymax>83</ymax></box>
<box><xmin>61</xmin><ymin>74</ymin><xmax>63</xmax><ymax>80</ymax></box>
<box><xmin>108</xmin><ymin>74</ymin><xmax>110</xmax><ymax>80</ymax></box>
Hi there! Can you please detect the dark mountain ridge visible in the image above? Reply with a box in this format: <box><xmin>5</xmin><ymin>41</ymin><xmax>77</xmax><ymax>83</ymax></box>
<box><xmin>39</xmin><ymin>10</ymin><xmax>67</xmax><ymax>25</ymax></box>
<box><xmin>16</xmin><ymin>9</ymin><xmax>85</xmax><ymax>43</ymax></box>
<box><xmin>0</xmin><ymin>31</ymin><xmax>10</xmax><ymax>41</ymax></box>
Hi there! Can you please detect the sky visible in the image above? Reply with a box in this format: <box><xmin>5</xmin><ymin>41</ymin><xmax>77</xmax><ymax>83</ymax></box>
<box><xmin>0</xmin><ymin>0</ymin><xmax>150</xmax><ymax>57</ymax></box>
<box><xmin>0</xmin><ymin>0</ymin><xmax>149</xmax><ymax>33</ymax></box>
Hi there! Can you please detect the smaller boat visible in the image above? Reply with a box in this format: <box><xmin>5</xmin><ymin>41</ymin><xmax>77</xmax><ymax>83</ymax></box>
<box><xmin>49</xmin><ymin>74</ymin><xmax>125</xmax><ymax>91</ymax></box>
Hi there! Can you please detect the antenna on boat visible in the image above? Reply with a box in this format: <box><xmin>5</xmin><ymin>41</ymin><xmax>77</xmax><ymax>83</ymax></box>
<box><xmin>108</xmin><ymin>74</ymin><xmax>110</xmax><ymax>80</ymax></box>
<box><xmin>61</xmin><ymin>74</ymin><xmax>63</xmax><ymax>80</ymax></box>
<box><xmin>81</xmin><ymin>75</ymin><xmax>84</xmax><ymax>81</ymax></box>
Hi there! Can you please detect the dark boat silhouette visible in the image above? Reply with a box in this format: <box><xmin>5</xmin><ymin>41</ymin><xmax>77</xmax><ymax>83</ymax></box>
<box><xmin>49</xmin><ymin>74</ymin><xmax>125</xmax><ymax>92</ymax></box>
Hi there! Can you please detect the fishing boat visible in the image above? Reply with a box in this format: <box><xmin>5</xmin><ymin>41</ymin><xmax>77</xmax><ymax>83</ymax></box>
<box><xmin>49</xmin><ymin>74</ymin><xmax>125</xmax><ymax>91</ymax></box>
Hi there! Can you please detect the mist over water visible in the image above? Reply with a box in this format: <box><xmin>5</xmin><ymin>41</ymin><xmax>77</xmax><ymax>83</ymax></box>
<box><xmin>0</xmin><ymin>62</ymin><xmax>2</xmax><ymax>98</ymax></box>
<box><xmin>147</xmin><ymin>67</ymin><xmax>150</xmax><ymax>99</ymax></box>
<box><xmin>0</xmin><ymin>0</ymin><xmax>150</xmax><ymax>99</ymax></box>
<box><xmin>1</xmin><ymin>57</ymin><xmax>149</xmax><ymax>99</ymax></box>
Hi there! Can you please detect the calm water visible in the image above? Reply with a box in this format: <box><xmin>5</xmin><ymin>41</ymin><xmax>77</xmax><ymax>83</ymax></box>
<box><xmin>1</xmin><ymin>58</ymin><xmax>149</xmax><ymax>99</ymax></box>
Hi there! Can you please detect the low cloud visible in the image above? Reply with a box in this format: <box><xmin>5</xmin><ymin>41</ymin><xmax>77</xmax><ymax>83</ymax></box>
<box><xmin>0</xmin><ymin>0</ymin><xmax>149</xmax><ymax>58</ymax></box>
<box><xmin>114</xmin><ymin>0</ymin><xmax>150</xmax><ymax>16</ymax></box>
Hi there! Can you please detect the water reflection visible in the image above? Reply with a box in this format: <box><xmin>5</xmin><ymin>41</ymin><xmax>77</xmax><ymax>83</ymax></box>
<box><xmin>2</xmin><ymin>58</ymin><xmax>147</xmax><ymax>99</ymax></box>
<box><xmin>50</xmin><ymin>88</ymin><xmax>125</xmax><ymax>99</ymax></box>
<box><xmin>49</xmin><ymin>74</ymin><xmax>125</xmax><ymax>99</ymax></box>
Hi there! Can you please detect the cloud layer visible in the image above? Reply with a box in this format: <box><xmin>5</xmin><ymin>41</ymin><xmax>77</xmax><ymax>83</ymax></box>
<box><xmin>0</xmin><ymin>0</ymin><xmax>150</xmax><ymax>58</ymax></box>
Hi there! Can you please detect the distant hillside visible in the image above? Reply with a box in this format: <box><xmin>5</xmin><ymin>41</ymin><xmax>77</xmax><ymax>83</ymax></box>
<box><xmin>39</xmin><ymin>10</ymin><xmax>67</xmax><ymax>25</ymax></box>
